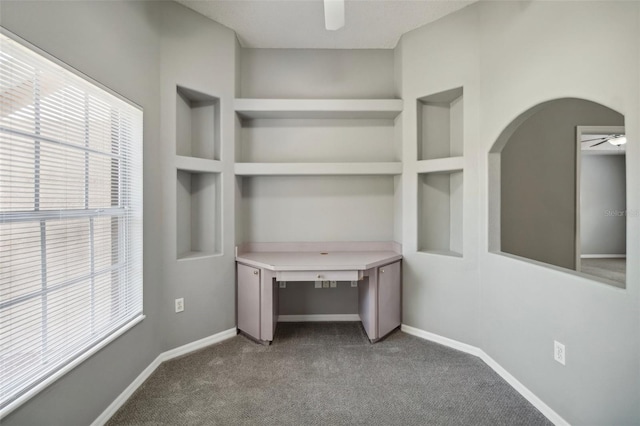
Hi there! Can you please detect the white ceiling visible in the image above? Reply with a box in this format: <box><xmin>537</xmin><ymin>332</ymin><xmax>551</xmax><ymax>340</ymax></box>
<box><xmin>175</xmin><ymin>0</ymin><xmax>476</xmax><ymax>49</ymax></box>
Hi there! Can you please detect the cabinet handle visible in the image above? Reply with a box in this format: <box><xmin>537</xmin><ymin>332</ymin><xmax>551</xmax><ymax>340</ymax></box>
<box><xmin>253</xmin><ymin>270</ymin><xmax>259</xmax><ymax>275</ymax></box>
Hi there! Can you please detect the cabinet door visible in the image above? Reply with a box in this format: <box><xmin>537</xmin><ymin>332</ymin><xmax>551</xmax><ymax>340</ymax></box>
<box><xmin>237</xmin><ymin>263</ymin><xmax>261</xmax><ymax>340</ymax></box>
<box><xmin>377</xmin><ymin>261</ymin><xmax>401</xmax><ymax>338</ymax></box>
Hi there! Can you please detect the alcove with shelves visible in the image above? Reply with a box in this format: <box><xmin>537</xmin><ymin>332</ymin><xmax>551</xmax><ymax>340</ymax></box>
<box><xmin>417</xmin><ymin>87</ymin><xmax>463</xmax><ymax>162</ymax></box>
<box><xmin>175</xmin><ymin>85</ymin><xmax>223</xmax><ymax>261</ymax></box>
<box><xmin>233</xmin><ymin>98</ymin><xmax>403</xmax><ymax>246</ymax></box>
<box><xmin>418</xmin><ymin>170</ymin><xmax>463</xmax><ymax>257</ymax></box>
<box><xmin>416</xmin><ymin>86</ymin><xmax>464</xmax><ymax>257</ymax></box>
<box><xmin>234</xmin><ymin>98</ymin><xmax>403</xmax><ymax>176</ymax></box>
<box><xmin>176</xmin><ymin>170</ymin><xmax>221</xmax><ymax>260</ymax></box>
<box><xmin>176</xmin><ymin>85</ymin><xmax>221</xmax><ymax>162</ymax></box>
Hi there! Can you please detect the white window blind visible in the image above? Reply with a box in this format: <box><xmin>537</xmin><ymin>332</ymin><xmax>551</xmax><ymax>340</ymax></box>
<box><xmin>0</xmin><ymin>32</ymin><xmax>143</xmax><ymax>414</ymax></box>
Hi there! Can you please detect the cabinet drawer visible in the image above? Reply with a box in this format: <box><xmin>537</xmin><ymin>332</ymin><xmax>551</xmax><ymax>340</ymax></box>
<box><xmin>276</xmin><ymin>270</ymin><xmax>363</xmax><ymax>282</ymax></box>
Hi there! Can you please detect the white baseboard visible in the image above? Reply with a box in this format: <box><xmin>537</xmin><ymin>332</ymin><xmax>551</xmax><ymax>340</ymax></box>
<box><xmin>400</xmin><ymin>324</ymin><xmax>569</xmax><ymax>426</ymax></box>
<box><xmin>278</xmin><ymin>314</ymin><xmax>360</xmax><ymax>322</ymax></box>
<box><xmin>161</xmin><ymin>328</ymin><xmax>238</xmax><ymax>361</ymax></box>
<box><xmin>91</xmin><ymin>327</ymin><xmax>237</xmax><ymax>426</ymax></box>
<box><xmin>401</xmin><ymin>324</ymin><xmax>483</xmax><ymax>357</ymax></box>
<box><xmin>580</xmin><ymin>254</ymin><xmax>626</xmax><ymax>259</ymax></box>
<box><xmin>90</xmin><ymin>354</ymin><xmax>162</xmax><ymax>426</ymax></box>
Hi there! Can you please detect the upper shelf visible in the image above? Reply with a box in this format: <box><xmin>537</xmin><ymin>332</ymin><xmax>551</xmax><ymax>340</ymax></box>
<box><xmin>235</xmin><ymin>99</ymin><xmax>403</xmax><ymax>119</ymax></box>
<box><xmin>235</xmin><ymin>162</ymin><xmax>402</xmax><ymax>176</ymax></box>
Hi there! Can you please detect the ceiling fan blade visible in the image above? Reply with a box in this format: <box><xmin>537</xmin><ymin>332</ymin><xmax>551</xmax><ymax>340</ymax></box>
<box><xmin>590</xmin><ymin>139</ymin><xmax>609</xmax><ymax>147</ymax></box>
<box><xmin>581</xmin><ymin>136</ymin><xmax>607</xmax><ymax>143</ymax></box>
<box><xmin>324</xmin><ymin>0</ymin><xmax>345</xmax><ymax>31</ymax></box>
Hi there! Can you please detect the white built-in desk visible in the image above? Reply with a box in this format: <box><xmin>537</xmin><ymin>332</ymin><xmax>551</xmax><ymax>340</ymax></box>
<box><xmin>236</xmin><ymin>242</ymin><xmax>402</xmax><ymax>344</ymax></box>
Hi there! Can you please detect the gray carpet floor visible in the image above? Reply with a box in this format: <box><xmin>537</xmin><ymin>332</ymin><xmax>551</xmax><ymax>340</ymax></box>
<box><xmin>107</xmin><ymin>322</ymin><xmax>551</xmax><ymax>426</ymax></box>
<box><xmin>581</xmin><ymin>258</ymin><xmax>626</xmax><ymax>287</ymax></box>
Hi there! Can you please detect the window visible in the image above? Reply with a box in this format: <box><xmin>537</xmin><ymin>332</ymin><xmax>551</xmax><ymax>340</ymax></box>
<box><xmin>0</xmin><ymin>32</ymin><xmax>143</xmax><ymax>415</ymax></box>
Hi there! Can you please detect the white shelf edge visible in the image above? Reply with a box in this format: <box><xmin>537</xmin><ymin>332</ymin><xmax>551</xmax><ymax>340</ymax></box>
<box><xmin>177</xmin><ymin>251</ymin><xmax>223</xmax><ymax>262</ymax></box>
<box><xmin>416</xmin><ymin>156</ymin><xmax>464</xmax><ymax>174</ymax></box>
<box><xmin>234</xmin><ymin>99</ymin><xmax>403</xmax><ymax>119</ymax></box>
<box><xmin>176</xmin><ymin>156</ymin><xmax>223</xmax><ymax>173</ymax></box>
<box><xmin>234</xmin><ymin>162</ymin><xmax>402</xmax><ymax>176</ymax></box>
<box><xmin>417</xmin><ymin>249</ymin><xmax>463</xmax><ymax>258</ymax></box>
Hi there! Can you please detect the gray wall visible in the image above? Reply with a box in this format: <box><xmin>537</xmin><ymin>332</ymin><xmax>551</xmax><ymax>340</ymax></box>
<box><xmin>581</xmin><ymin>154</ymin><xmax>626</xmax><ymax>255</ymax></box>
<box><xmin>0</xmin><ymin>2</ymin><xmax>163</xmax><ymax>425</ymax></box>
<box><xmin>158</xmin><ymin>1</ymin><xmax>238</xmax><ymax>351</ymax></box>
<box><xmin>400</xmin><ymin>1</ymin><xmax>640</xmax><ymax>424</ymax></box>
<box><xmin>500</xmin><ymin>99</ymin><xmax>623</xmax><ymax>270</ymax></box>
<box><xmin>239</xmin><ymin>48</ymin><xmax>396</xmax><ymax>99</ymax></box>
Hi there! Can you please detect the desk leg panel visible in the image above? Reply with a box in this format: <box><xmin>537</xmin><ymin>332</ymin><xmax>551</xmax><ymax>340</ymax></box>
<box><xmin>237</xmin><ymin>263</ymin><xmax>261</xmax><ymax>341</ymax></box>
<box><xmin>378</xmin><ymin>261</ymin><xmax>401</xmax><ymax>338</ymax></box>
<box><xmin>359</xmin><ymin>269</ymin><xmax>378</xmax><ymax>341</ymax></box>
<box><xmin>260</xmin><ymin>269</ymin><xmax>276</xmax><ymax>342</ymax></box>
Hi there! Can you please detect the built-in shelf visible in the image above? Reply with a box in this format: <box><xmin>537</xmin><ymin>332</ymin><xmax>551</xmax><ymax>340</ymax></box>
<box><xmin>176</xmin><ymin>170</ymin><xmax>221</xmax><ymax>260</ymax></box>
<box><xmin>235</xmin><ymin>98</ymin><xmax>403</xmax><ymax>119</ymax></box>
<box><xmin>417</xmin><ymin>87</ymin><xmax>463</xmax><ymax>161</ymax></box>
<box><xmin>176</xmin><ymin>156</ymin><xmax>223</xmax><ymax>173</ymax></box>
<box><xmin>416</xmin><ymin>157</ymin><xmax>464</xmax><ymax>174</ymax></box>
<box><xmin>176</xmin><ymin>86</ymin><xmax>220</xmax><ymax>161</ymax></box>
<box><xmin>235</xmin><ymin>162</ymin><xmax>403</xmax><ymax>176</ymax></box>
<box><xmin>418</xmin><ymin>170</ymin><xmax>463</xmax><ymax>257</ymax></box>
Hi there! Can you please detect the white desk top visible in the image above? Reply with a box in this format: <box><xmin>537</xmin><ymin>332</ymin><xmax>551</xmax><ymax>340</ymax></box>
<box><xmin>236</xmin><ymin>250</ymin><xmax>402</xmax><ymax>271</ymax></box>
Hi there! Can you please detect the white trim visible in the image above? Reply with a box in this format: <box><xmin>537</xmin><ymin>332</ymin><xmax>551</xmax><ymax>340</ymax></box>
<box><xmin>90</xmin><ymin>353</ymin><xmax>162</xmax><ymax>426</ymax></box>
<box><xmin>400</xmin><ymin>324</ymin><xmax>482</xmax><ymax>357</ymax></box>
<box><xmin>480</xmin><ymin>353</ymin><xmax>569</xmax><ymax>426</ymax></box>
<box><xmin>0</xmin><ymin>314</ymin><xmax>145</xmax><ymax>421</ymax></box>
<box><xmin>91</xmin><ymin>327</ymin><xmax>237</xmax><ymax>426</ymax></box>
<box><xmin>161</xmin><ymin>328</ymin><xmax>238</xmax><ymax>361</ymax></box>
<box><xmin>400</xmin><ymin>324</ymin><xmax>570</xmax><ymax>426</ymax></box>
<box><xmin>278</xmin><ymin>314</ymin><xmax>360</xmax><ymax>322</ymax></box>
<box><xmin>580</xmin><ymin>254</ymin><xmax>626</xmax><ymax>259</ymax></box>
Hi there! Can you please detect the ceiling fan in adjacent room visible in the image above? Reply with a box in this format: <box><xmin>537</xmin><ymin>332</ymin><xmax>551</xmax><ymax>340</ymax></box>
<box><xmin>581</xmin><ymin>134</ymin><xmax>627</xmax><ymax>147</ymax></box>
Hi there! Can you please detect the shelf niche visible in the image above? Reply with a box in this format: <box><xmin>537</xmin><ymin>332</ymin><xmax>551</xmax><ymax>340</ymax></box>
<box><xmin>417</xmin><ymin>87</ymin><xmax>463</xmax><ymax>161</ymax></box>
<box><xmin>418</xmin><ymin>170</ymin><xmax>463</xmax><ymax>257</ymax></box>
<box><xmin>176</xmin><ymin>86</ymin><xmax>220</xmax><ymax>161</ymax></box>
<box><xmin>176</xmin><ymin>170</ymin><xmax>221</xmax><ymax>260</ymax></box>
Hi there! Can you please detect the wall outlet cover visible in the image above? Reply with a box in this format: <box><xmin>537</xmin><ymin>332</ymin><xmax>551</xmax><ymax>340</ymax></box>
<box><xmin>315</xmin><ymin>281</ymin><xmax>322</xmax><ymax>288</ymax></box>
<box><xmin>554</xmin><ymin>340</ymin><xmax>566</xmax><ymax>365</ymax></box>
<box><xmin>322</xmin><ymin>281</ymin><xmax>330</xmax><ymax>288</ymax></box>
<box><xmin>330</xmin><ymin>280</ymin><xmax>337</xmax><ymax>288</ymax></box>
<box><xmin>175</xmin><ymin>298</ymin><xmax>184</xmax><ymax>313</ymax></box>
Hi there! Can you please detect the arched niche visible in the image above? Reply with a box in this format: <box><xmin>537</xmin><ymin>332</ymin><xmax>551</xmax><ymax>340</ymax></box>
<box><xmin>488</xmin><ymin>98</ymin><xmax>626</xmax><ymax>287</ymax></box>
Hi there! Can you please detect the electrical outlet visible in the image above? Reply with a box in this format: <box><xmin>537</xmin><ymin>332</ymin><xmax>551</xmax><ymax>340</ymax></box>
<box><xmin>554</xmin><ymin>340</ymin><xmax>565</xmax><ymax>365</ymax></box>
<box><xmin>175</xmin><ymin>298</ymin><xmax>184</xmax><ymax>313</ymax></box>
<box><xmin>351</xmin><ymin>281</ymin><xmax>358</xmax><ymax>287</ymax></box>
<box><xmin>330</xmin><ymin>280</ymin><xmax>337</xmax><ymax>288</ymax></box>
<box><xmin>279</xmin><ymin>281</ymin><xmax>286</xmax><ymax>288</ymax></box>
<box><xmin>322</xmin><ymin>280</ymin><xmax>330</xmax><ymax>288</ymax></box>
<box><xmin>315</xmin><ymin>281</ymin><xmax>322</xmax><ymax>288</ymax></box>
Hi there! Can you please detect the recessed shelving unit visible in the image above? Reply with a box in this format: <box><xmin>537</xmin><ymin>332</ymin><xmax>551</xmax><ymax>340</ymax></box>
<box><xmin>176</xmin><ymin>86</ymin><xmax>220</xmax><ymax>161</ymax></box>
<box><xmin>418</xmin><ymin>171</ymin><xmax>463</xmax><ymax>257</ymax></box>
<box><xmin>234</xmin><ymin>98</ymin><xmax>403</xmax><ymax>245</ymax></box>
<box><xmin>175</xmin><ymin>85</ymin><xmax>223</xmax><ymax>261</ymax></box>
<box><xmin>417</xmin><ymin>87</ymin><xmax>463</xmax><ymax>161</ymax></box>
<box><xmin>235</xmin><ymin>98</ymin><xmax>403</xmax><ymax>169</ymax></box>
<box><xmin>416</xmin><ymin>86</ymin><xmax>464</xmax><ymax>257</ymax></box>
<box><xmin>176</xmin><ymin>170</ymin><xmax>221</xmax><ymax>260</ymax></box>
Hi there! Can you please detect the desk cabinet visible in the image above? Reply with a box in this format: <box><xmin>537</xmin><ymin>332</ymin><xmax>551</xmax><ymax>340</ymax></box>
<box><xmin>236</xmin><ymin>250</ymin><xmax>401</xmax><ymax>344</ymax></box>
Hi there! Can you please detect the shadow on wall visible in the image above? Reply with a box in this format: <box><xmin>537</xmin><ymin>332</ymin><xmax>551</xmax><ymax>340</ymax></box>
<box><xmin>488</xmin><ymin>98</ymin><xmax>626</xmax><ymax>286</ymax></box>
